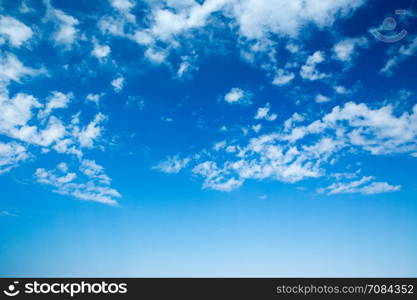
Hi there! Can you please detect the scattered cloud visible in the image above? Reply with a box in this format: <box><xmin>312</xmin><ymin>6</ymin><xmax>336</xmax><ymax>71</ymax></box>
<box><xmin>319</xmin><ymin>176</ymin><xmax>400</xmax><ymax>195</ymax></box>
<box><xmin>380</xmin><ymin>35</ymin><xmax>417</xmax><ymax>76</ymax></box>
<box><xmin>152</xmin><ymin>155</ymin><xmax>190</xmax><ymax>174</ymax></box>
<box><xmin>44</xmin><ymin>0</ymin><xmax>79</xmax><ymax>47</ymax></box>
<box><xmin>272</xmin><ymin>68</ymin><xmax>295</xmax><ymax>86</ymax></box>
<box><xmin>0</xmin><ymin>141</ymin><xmax>29</xmax><ymax>174</ymax></box>
<box><xmin>159</xmin><ymin>101</ymin><xmax>417</xmax><ymax>192</ymax></box>
<box><xmin>223</xmin><ymin>87</ymin><xmax>252</xmax><ymax>105</ymax></box>
<box><xmin>300</xmin><ymin>51</ymin><xmax>327</xmax><ymax>80</ymax></box>
<box><xmin>254</xmin><ymin>103</ymin><xmax>277</xmax><ymax>121</ymax></box>
<box><xmin>86</xmin><ymin>93</ymin><xmax>104</xmax><ymax>105</ymax></box>
<box><xmin>315</xmin><ymin>94</ymin><xmax>331</xmax><ymax>103</ymax></box>
<box><xmin>0</xmin><ymin>15</ymin><xmax>33</xmax><ymax>47</ymax></box>
<box><xmin>0</xmin><ymin>52</ymin><xmax>41</xmax><ymax>85</ymax></box>
<box><xmin>35</xmin><ymin>161</ymin><xmax>120</xmax><ymax>205</ymax></box>
<box><xmin>334</xmin><ymin>85</ymin><xmax>350</xmax><ymax>94</ymax></box>
<box><xmin>333</xmin><ymin>37</ymin><xmax>368</xmax><ymax>62</ymax></box>
<box><xmin>111</xmin><ymin>75</ymin><xmax>125</xmax><ymax>92</ymax></box>
<box><xmin>92</xmin><ymin>41</ymin><xmax>111</xmax><ymax>60</ymax></box>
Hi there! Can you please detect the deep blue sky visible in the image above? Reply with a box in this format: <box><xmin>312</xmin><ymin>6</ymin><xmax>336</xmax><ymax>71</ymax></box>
<box><xmin>1</xmin><ymin>0</ymin><xmax>417</xmax><ymax>276</ymax></box>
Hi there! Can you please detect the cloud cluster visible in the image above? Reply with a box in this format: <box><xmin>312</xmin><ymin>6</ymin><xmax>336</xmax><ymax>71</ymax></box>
<box><xmin>156</xmin><ymin>101</ymin><xmax>416</xmax><ymax>193</ymax></box>
<box><xmin>0</xmin><ymin>141</ymin><xmax>29</xmax><ymax>174</ymax></box>
<box><xmin>0</xmin><ymin>16</ymin><xmax>33</xmax><ymax>47</ymax></box>
<box><xmin>152</xmin><ymin>155</ymin><xmax>190</xmax><ymax>174</ymax></box>
<box><xmin>43</xmin><ymin>0</ymin><xmax>80</xmax><ymax>47</ymax></box>
<box><xmin>97</xmin><ymin>0</ymin><xmax>365</xmax><ymax>71</ymax></box>
<box><xmin>0</xmin><ymin>29</ymin><xmax>120</xmax><ymax>204</ymax></box>
<box><xmin>223</xmin><ymin>87</ymin><xmax>251</xmax><ymax>105</ymax></box>
<box><xmin>35</xmin><ymin>161</ymin><xmax>120</xmax><ymax>205</ymax></box>
<box><xmin>318</xmin><ymin>176</ymin><xmax>400</xmax><ymax>195</ymax></box>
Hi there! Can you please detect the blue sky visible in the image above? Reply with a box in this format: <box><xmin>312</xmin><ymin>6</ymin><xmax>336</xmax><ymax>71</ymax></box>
<box><xmin>1</xmin><ymin>0</ymin><xmax>417</xmax><ymax>277</ymax></box>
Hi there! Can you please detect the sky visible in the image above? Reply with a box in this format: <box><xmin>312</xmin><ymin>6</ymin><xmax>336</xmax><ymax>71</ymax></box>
<box><xmin>0</xmin><ymin>0</ymin><xmax>417</xmax><ymax>277</ymax></box>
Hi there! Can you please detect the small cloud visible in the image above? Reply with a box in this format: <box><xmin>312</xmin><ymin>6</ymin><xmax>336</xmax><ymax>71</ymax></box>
<box><xmin>35</xmin><ymin>162</ymin><xmax>120</xmax><ymax>205</ymax></box>
<box><xmin>0</xmin><ymin>16</ymin><xmax>33</xmax><ymax>47</ymax></box>
<box><xmin>111</xmin><ymin>75</ymin><xmax>125</xmax><ymax>92</ymax></box>
<box><xmin>39</xmin><ymin>91</ymin><xmax>72</xmax><ymax>119</ymax></box>
<box><xmin>319</xmin><ymin>176</ymin><xmax>401</xmax><ymax>195</ymax></box>
<box><xmin>0</xmin><ymin>210</ymin><xmax>19</xmax><ymax>217</ymax></box>
<box><xmin>272</xmin><ymin>68</ymin><xmax>295</xmax><ymax>86</ymax></box>
<box><xmin>315</xmin><ymin>94</ymin><xmax>331</xmax><ymax>103</ymax></box>
<box><xmin>161</xmin><ymin>116</ymin><xmax>173</xmax><ymax>122</ymax></box>
<box><xmin>254</xmin><ymin>103</ymin><xmax>277</xmax><ymax>121</ymax></box>
<box><xmin>92</xmin><ymin>41</ymin><xmax>111</xmax><ymax>60</ymax></box>
<box><xmin>213</xmin><ymin>140</ymin><xmax>226</xmax><ymax>151</ymax></box>
<box><xmin>86</xmin><ymin>93</ymin><xmax>104</xmax><ymax>105</ymax></box>
<box><xmin>224</xmin><ymin>88</ymin><xmax>252</xmax><ymax>105</ymax></box>
<box><xmin>153</xmin><ymin>155</ymin><xmax>190</xmax><ymax>174</ymax></box>
<box><xmin>300</xmin><ymin>51</ymin><xmax>327</xmax><ymax>81</ymax></box>
<box><xmin>334</xmin><ymin>85</ymin><xmax>350</xmax><ymax>94</ymax></box>
<box><xmin>44</xmin><ymin>0</ymin><xmax>79</xmax><ymax>47</ymax></box>
<box><xmin>380</xmin><ymin>36</ymin><xmax>417</xmax><ymax>76</ymax></box>
<box><xmin>126</xmin><ymin>95</ymin><xmax>145</xmax><ymax>110</ymax></box>
<box><xmin>333</xmin><ymin>37</ymin><xmax>368</xmax><ymax>62</ymax></box>
<box><xmin>252</xmin><ymin>124</ymin><xmax>262</xmax><ymax>133</ymax></box>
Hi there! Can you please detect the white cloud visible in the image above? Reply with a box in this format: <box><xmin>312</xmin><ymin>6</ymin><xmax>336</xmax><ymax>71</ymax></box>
<box><xmin>0</xmin><ymin>16</ymin><xmax>33</xmax><ymax>47</ymax></box>
<box><xmin>0</xmin><ymin>52</ymin><xmax>40</xmax><ymax>85</ymax></box>
<box><xmin>39</xmin><ymin>91</ymin><xmax>72</xmax><ymax>119</ymax></box>
<box><xmin>73</xmin><ymin>113</ymin><xmax>106</xmax><ymax>149</ymax></box>
<box><xmin>228</xmin><ymin>0</ymin><xmax>364</xmax><ymax>40</ymax></box>
<box><xmin>319</xmin><ymin>176</ymin><xmax>400</xmax><ymax>195</ymax></box>
<box><xmin>272</xmin><ymin>68</ymin><xmax>295</xmax><ymax>86</ymax></box>
<box><xmin>152</xmin><ymin>155</ymin><xmax>190</xmax><ymax>174</ymax></box>
<box><xmin>213</xmin><ymin>140</ymin><xmax>226</xmax><ymax>151</ymax></box>
<box><xmin>176</xmin><ymin>55</ymin><xmax>198</xmax><ymax>78</ymax></box>
<box><xmin>252</xmin><ymin>124</ymin><xmax>262</xmax><ymax>133</ymax></box>
<box><xmin>380</xmin><ymin>35</ymin><xmax>417</xmax><ymax>76</ymax></box>
<box><xmin>300</xmin><ymin>50</ymin><xmax>327</xmax><ymax>80</ymax></box>
<box><xmin>282</xmin><ymin>101</ymin><xmax>417</xmax><ymax>155</ymax></box>
<box><xmin>86</xmin><ymin>93</ymin><xmax>104</xmax><ymax>105</ymax></box>
<box><xmin>144</xmin><ymin>48</ymin><xmax>167</xmax><ymax>64</ymax></box>
<box><xmin>99</xmin><ymin>0</ymin><xmax>365</xmax><ymax>67</ymax></box>
<box><xmin>44</xmin><ymin>0</ymin><xmax>79</xmax><ymax>46</ymax></box>
<box><xmin>162</xmin><ymin>100</ymin><xmax>417</xmax><ymax>192</ymax></box>
<box><xmin>35</xmin><ymin>162</ymin><xmax>120</xmax><ymax>205</ymax></box>
<box><xmin>19</xmin><ymin>1</ymin><xmax>34</xmax><ymax>14</ymax></box>
<box><xmin>92</xmin><ymin>41</ymin><xmax>111</xmax><ymax>59</ymax></box>
<box><xmin>334</xmin><ymin>85</ymin><xmax>349</xmax><ymax>94</ymax></box>
<box><xmin>192</xmin><ymin>161</ymin><xmax>244</xmax><ymax>192</ymax></box>
<box><xmin>109</xmin><ymin>0</ymin><xmax>136</xmax><ymax>24</ymax></box>
<box><xmin>161</xmin><ymin>116</ymin><xmax>173</xmax><ymax>122</ymax></box>
<box><xmin>333</xmin><ymin>36</ymin><xmax>368</xmax><ymax>62</ymax></box>
<box><xmin>0</xmin><ymin>89</ymin><xmax>106</xmax><ymax>157</ymax></box>
<box><xmin>0</xmin><ymin>210</ymin><xmax>19</xmax><ymax>217</ymax></box>
<box><xmin>0</xmin><ymin>92</ymin><xmax>41</xmax><ymax>132</ymax></box>
<box><xmin>80</xmin><ymin>159</ymin><xmax>111</xmax><ymax>184</ymax></box>
<box><xmin>254</xmin><ymin>103</ymin><xmax>277</xmax><ymax>121</ymax></box>
<box><xmin>284</xmin><ymin>112</ymin><xmax>304</xmax><ymax>131</ymax></box>
<box><xmin>286</xmin><ymin>43</ymin><xmax>299</xmax><ymax>53</ymax></box>
<box><xmin>223</xmin><ymin>87</ymin><xmax>251</xmax><ymax>104</ymax></box>
<box><xmin>0</xmin><ymin>141</ymin><xmax>29</xmax><ymax>174</ymax></box>
<box><xmin>315</xmin><ymin>94</ymin><xmax>331</xmax><ymax>103</ymax></box>
<box><xmin>110</xmin><ymin>0</ymin><xmax>135</xmax><ymax>12</ymax></box>
<box><xmin>111</xmin><ymin>75</ymin><xmax>125</xmax><ymax>92</ymax></box>
<box><xmin>177</xmin><ymin>61</ymin><xmax>190</xmax><ymax>77</ymax></box>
